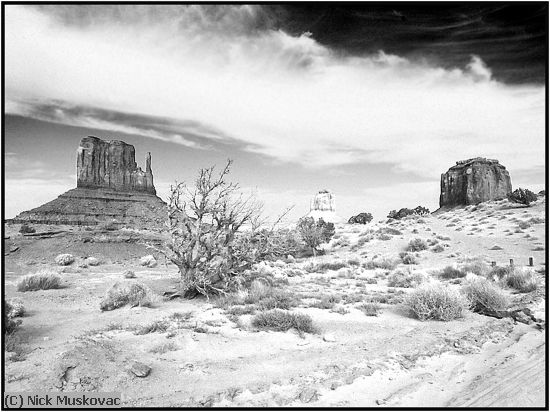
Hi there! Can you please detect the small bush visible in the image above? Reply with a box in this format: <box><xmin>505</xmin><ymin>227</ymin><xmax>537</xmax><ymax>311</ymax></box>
<box><xmin>139</xmin><ymin>255</ymin><xmax>157</xmax><ymax>268</ymax></box>
<box><xmin>439</xmin><ymin>266</ymin><xmax>466</xmax><ymax>280</ymax></box>
<box><xmin>358</xmin><ymin>302</ymin><xmax>381</xmax><ymax>316</ymax></box>
<box><xmin>387</xmin><ymin>268</ymin><xmax>425</xmax><ymax>288</ymax></box>
<box><xmin>86</xmin><ymin>257</ymin><xmax>100</xmax><ymax>266</ymax></box>
<box><xmin>399</xmin><ymin>252</ymin><xmax>418</xmax><ymax>265</ymax></box>
<box><xmin>462</xmin><ymin>278</ymin><xmax>509</xmax><ymax>313</ymax></box>
<box><xmin>4</xmin><ymin>301</ymin><xmax>21</xmax><ymax>334</ymax></box>
<box><xmin>134</xmin><ymin>320</ymin><xmax>169</xmax><ymax>335</ymax></box>
<box><xmin>312</xmin><ymin>294</ymin><xmax>341</xmax><ymax>309</ymax></box>
<box><xmin>251</xmin><ymin>310</ymin><xmax>317</xmax><ymax>334</ymax></box>
<box><xmin>348</xmin><ymin>212</ymin><xmax>373</xmax><ymax>224</ymax></box>
<box><xmin>406</xmin><ymin>238</ymin><xmax>428</xmax><ymax>252</ymax></box>
<box><xmin>378</xmin><ymin>234</ymin><xmax>392</xmax><ymax>241</ymax></box>
<box><xmin>517</xmin><ymin>221</ymin><xmax>532</xmax><ymax>230</ymax></box>
<box><xmin>123</xmin><ymin>270</ymin><xmax>136</xmax><ymax>279</ymax></box>
<box><xmin>508</xmin><ymin>188</ymin><xmax>538</xmax><ymax>206</ymax></box>
<box><xmin>362</xmin><ymin>257</ymin><xmax>398</xmax><ymax>271</ymax></box>
<box><xmin>405</xmin><ymin>285</ymin><xmax>469</xmax><ymax>321</ymax></box>
<box><xmin>460</xmin><ymin>258</ymin><xmax>490</xmax><ymax>277</ymax></box>
<box><xmin>431</xmin><ymin>245</ymin><xmax>445</xmax><ymax>253</ymax></box>
<box><xmin>19</xmin><ymin>224</ymin><xmax>35</xmax><ymax>234</ymax></box>
<box><xmin>503</xmin><ymin>268</ymin><xmax>538</xmax><ymax>293</ymax></box>
<box><xmin>305</xmin><ymin>260</ymin><xmax>348</xmax><ymax>273</ymax></box>
<box><xmin>17</xmin><ymin>271</ymin><xmax>62</xmax><ymax>292</ymax></box>
<box><xmin>100</xmin><ymin>282</ymin><xmax>155</xmax><ymax>311</ymax></box>
<box><xmin>55</xmin><ymin>254</ymin><xmax>74</xmax><ymax>266</ymax></box>
<box><xmin>8</xmin><ymin>299</ymin><xmax>25</xmax><ymax>317</ymax></box>
<box><xmin>149</xmin><ymin>341</ymin><xmax>179</xmax><ymax>354</ymax></box>
<box><xmin>486</xmin><ymin>265</ymin><xmax>512</xmax><ymax>280</ymax></box>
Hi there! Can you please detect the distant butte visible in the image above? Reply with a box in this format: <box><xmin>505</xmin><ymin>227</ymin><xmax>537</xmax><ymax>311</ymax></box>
<box><xmin>439</xmin><ymin>157</ymin><xmax>512</xmax><ymax>208</ymax></box>
<box><xmin>11</xmin><ymin>136</ymin><xmax>167</xmax><ymax>229</ymax></box>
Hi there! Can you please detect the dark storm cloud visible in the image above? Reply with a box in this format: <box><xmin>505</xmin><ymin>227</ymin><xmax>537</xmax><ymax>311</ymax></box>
<box><xmin>273</xmin><ymin>4</ymin><xmax>547</xmax><ymax>84</ymax></box>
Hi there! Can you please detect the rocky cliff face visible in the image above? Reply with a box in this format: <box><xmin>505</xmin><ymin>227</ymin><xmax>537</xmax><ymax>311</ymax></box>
<box><xmin>440</xmin><ymin>158</ymin><xmax>512</xmax><ymax>207</ymax></box>
<box><xmin>77</xmin><ymin>136</ymin><xmax>155</xmax><ymax>194</ymax></box>
<box><xmin>12</xmin><ymin>135</ymin><xmax>166</xmax><ymax>229</ymax></box>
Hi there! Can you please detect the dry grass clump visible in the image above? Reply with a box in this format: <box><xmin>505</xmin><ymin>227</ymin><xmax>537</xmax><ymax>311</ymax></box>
<box><xmin>251</xmin><ymin>310</ymin><xmax>317</xmax><ymax>334</ymax></box>
<box><xmin>387</xmin><ymin>268</ymin><xmax>425</xmax><ymax>288</ymax></box>
<box><xmin>362</xmin><ymin>257</ymin><xmax>398</xmax><ymax>271</ymax></box>
<box><xmin>431</xmin><ymin>244</ymin><xmax>445</xmax><ymax>253</ymax></box>
<box><xmin>55</xmin><ymin>254</ymin><xmax>74</xmax><ymax>266</ymax></box>
<box><xmin>503</xmin><ymin>267</ymin><xmax>538</xmax><ymax>293</ymax></box>
<box><xmin>439</xmin><ymin>266</ymin><xmax>467</xmax><ymax>280</ymax></box>
<box><xmin>139</xmin><ymin>255</ymin><xmax>157</xmax><ymax>268</ymax></box>
<box><xmin>405</xmin><ymin>284</ymin><xmax>469</xmax><ymax>321</ymax></box>
<box><xmin>149</xmin><ymin>341</ymin><xmax>179</xmax><ymax>354</ymax></box>
<box><xmin>86</xmin><ymin>257</ymin><xmax>100</xmax><ymax>266</ymax></box>
<box><xmin>399</xmin><ymin>252</ymin><xmax>418</xmax><ymax>265</ymax></box>
<box><xmin>19</xmin><ymin>223</ymin><xmax>36</xmax><ymax>234</ymax></box>
<box><xmin>134</xmin><ymin>320</ymin><xmax>169</xmax><ymax>335</ymax></box>
<box><xmin>17</xmin><ymin>271</ymin><xmax>62</xmax><ymax>292</ymax></box>
<box><xmin>357</xmin><ymin>302</ymin><xmax>381</xmax><ymax>316</ymax></box>
<box><xmin>462</xmin><ymin>278</ymin><xmax>509</xmax><ymax>313</ymax></box>
<box><xmin>517</xmin><ymin>221</ymin><xmax>532</xmax><ymax>230</ymax></box>
<box><xmin>377</xmin><ymin>234</ymin><xmax>392</xmax><ymax>241</ymax></box>
<box><xmin>305</xmin><ymin>260</ymin><xmax>349</xmax><ymax>273</ymax></box>
<box><xmin>311</xmin><ymin>294</ymin><xmax>341</xmax><ymax>309</ymax></box>
<box><xmin>217</xmin><ymin>280</ymin><xmax>300</xmax><ymax>314</ymax></box>
<box><xmin>459</xmin><ymin>258</ymin><xmax>490</xmax><ymax>277</ymax></box>
<box><xmin>406</xmin><ymin>238</ymin><xmax>428</xmax><ymax>252</ymax></box>
<box><xmin>7</xmin><ymin>299</ymin><xmax>25</xmax><ymax>318</ymax></box>
<box><xmin>99</xmin><ymin>282</ymin><xmax>156</xmax><ymax>311</ymax></box>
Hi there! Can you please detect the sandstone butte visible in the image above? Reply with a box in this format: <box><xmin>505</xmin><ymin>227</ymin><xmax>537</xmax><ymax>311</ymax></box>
<box><xmin>439</xmin><ymin>157</ymin><xmax>512</xmax><ymax>208</ymax></box>
<box><xmin>306</xmin><ymin>190</ymin><xmax>343</xmax><ymax>224</ymax></box>
<box><xmin>11</xmin><ymin>136</ymin><xmax>167</xmax><ymax>229</ymax></box>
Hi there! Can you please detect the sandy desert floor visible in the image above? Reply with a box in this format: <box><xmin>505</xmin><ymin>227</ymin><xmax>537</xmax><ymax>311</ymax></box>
<box><xmin>3</xmin><ymin>197</ymin><xmax>546</xmax><ymax>407</ymax></box>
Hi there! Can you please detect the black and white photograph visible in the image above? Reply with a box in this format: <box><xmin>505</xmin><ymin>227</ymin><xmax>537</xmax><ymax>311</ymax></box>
<box><xmin>2</xmin><ymin>2</ymin><xmax>548</xmax><ymax>408</ymax></box>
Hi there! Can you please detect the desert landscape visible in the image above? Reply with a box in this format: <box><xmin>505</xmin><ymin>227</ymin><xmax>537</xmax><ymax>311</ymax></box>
<box><xmin>3</xmin><ymin>137</ymin><xmax>547</xmax><ymax>407</ymax></box>
<box><xmin>3</xmin><ymin>3</ymin><xmax>547</xmax><ymax>409</ymax></box>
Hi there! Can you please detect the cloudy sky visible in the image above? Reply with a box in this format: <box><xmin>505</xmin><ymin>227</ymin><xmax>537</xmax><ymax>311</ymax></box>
<box><xmin>4</xmin><ymin>4</ymin><xmax>547</xmax><ymax>222</ymax></box>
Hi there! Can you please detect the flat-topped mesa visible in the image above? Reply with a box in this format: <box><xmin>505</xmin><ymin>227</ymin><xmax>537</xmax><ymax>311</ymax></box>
<box><xmin>77</xmin><ymin>136</ymin><xmax>155</xmax><ymax>195</ymax></box>
<box><xmin>310</xmin><ymin>189</ymin><xmax>335</xmax><ymax>212</ymax></box>
<box><xmin>440</xmin><ymin>157</ymin><xmax>512</xmax><ymax>207</ymax></box>
<box><xmin>306</xmin><ymin>190</ymin><xmax>342</xmax><ymax>223</ymax></box>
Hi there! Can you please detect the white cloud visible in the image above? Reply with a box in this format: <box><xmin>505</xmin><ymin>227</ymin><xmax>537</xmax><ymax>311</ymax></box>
<box><xmin>4</xmin><ymin>5</ymin><xmax>545</xmax><ymax>181</ymax></box>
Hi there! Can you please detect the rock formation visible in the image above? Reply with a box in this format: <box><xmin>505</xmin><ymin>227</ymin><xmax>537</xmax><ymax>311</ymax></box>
<box><xmin>439</xmin><ymin>157</ymin><xmax>512</xmax><ymax>207</ymax></box>
<box><xmin>306</xmin><ymin>190</ymin><xmax>343</xmax><ymax>223</ymax></box>
<box><xmin>11</xmin><ymin>136</ymin><xmax>167</xmax><ymax>229</ymax></box>
<box><xmin>77</xmin><ymin>136</ymin><xmax>155</xmax><ymax>194</ymax></box>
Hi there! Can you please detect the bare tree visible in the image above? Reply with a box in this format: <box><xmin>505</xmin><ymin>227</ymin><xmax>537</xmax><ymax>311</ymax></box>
<box><xmin>161</xmin><ymin>160</ymin><xmax>263</xmax><ymax>297</ymax></box>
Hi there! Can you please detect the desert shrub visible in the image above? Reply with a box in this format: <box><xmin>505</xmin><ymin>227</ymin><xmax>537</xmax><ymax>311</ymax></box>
<box><xmin>134</xmin><ymin>320</ymin><xmax>169</xmax><ymax>335</ymax></box>
<box><xmin>55</xmin><ymin>254</ymin><xmax>74</xmax><ymax>266</ymax></box>
<box><xmin>100</xmin><ymin>282</ymin><xmax>155</xmax><ymax>311</ymax></box>
<box><xmin>99</xmin><ymin>221</ymin><xmax>118</xmax><ymax>231</ymax></box>
<box><xmin>399</xmin><ymin>252</ymin><xmax>418</xmax><ymax>265</ymax></box>
<box><xmin>123</xmin><ymin>270</ymin><xmax>136</xmax><ymax>279</ymax></box>
<box><xmin>439</xmin><ymin>266</ymin><xmax>466</xmax><ymax>280</ymax></box>
<box><xmin>406</xmin><ymin>238</ymin><xmax>428</xmax><ymax>252</ymax></box>
<box><xmin>405</xmin><ymin>285</ymin><xmax>469</xmax><ymax>321</ymax></box>
<box><xmin>508</xmin><ymin>188</ymin><xmax>538</xmax><ymax>206</ymax></box>
<box><xmin>378</xmin><ymin>234</ymin><xmax>392</xmax><ymax>241</ymax></box>
<box><xmin>460</xmin><ymin>259</ymin><xmax>490</xmax><ymax>277</ymax></box>
<box><xmin>4</xmin><ymin>301</ymin><xmax>21</xmax><ymax>335</ymax></box>
<box><xmin>348</xmin><ymin>212</ymin><xmax>373</xmax><ymax>224</ymax></box>
<box><xmin>17</xmin><ymin>271</ymin><xmax>62</xmax><ymax>292</ymax></box>
<box><xmin>240</xmin><ymin>228</ymin><xmax>304</xmax><ymax>262</ymax></box>
<box><xmin>529</xmin><ymin>216</ymin><xmax>544</xmax><ymax>224</ymax></box>
<box><xmin>297</xmin><ymin>217</ymin><xmax>335</xmax><ymax>256</ymax></box>
<box><xmin>358</xmin><ymin>302</ymin><xmax>381</xmax><ymax>316</ymax></box>
<box><xmin>251</xmin><ymin>310</ymin><xmax>317</xmax><ymax>334</ymax></box>
<box><xmin>149</xmin><ymin>342</ymin><xmax>179</xmax><ymax>354</ymax></box>
<box><xmin>517</xmin><ymin>221</ymin><xmax>532</xmax><ymax>230</ymax></box>
<box><xmin>86</xmin><ymin>257</ymin><xmax>100</xmax><ymax>266</ymax></box>
<box><xmin>387</xmin><ymin>206</ymin><xmax>430</xmax><ymax>220</ymax></box>
<box><xmin>312</xmin><ymin>294</ymin><xmax>341</xmax><ymax>309</ymax></box>
<box><xmin>363</xmin><ymin>257</ymin><xmax>398</xmax><ymax>271</ymax></box>
<box><xmin>19</xmin><ymin>224</ymin><xmax>35</xmax><ymax>234</ymax></box>
<box><xmin>387</xmin><ymin>268</ymin><xmax>425</xmax><ymax>288</ymax></box>
<box><xmin>503</xmin><ymin>268</ymin><xmax>538</xmax><ymax>293</ymax></box>
<box><xmin>462</xmin><ymin>278</ymin><xmax>509</xmax><ymax>313</ymax></box>
<box><xmin>431</xmin><ymin>245</ymin><xmax>445</xmax><ymax>253</ymax></box>
<box><xmin>305</xmin><ymin>260</ymin><xmax>348</xmax><ymax>273</ymax></box>
<box><xmin>8</xmin><ymin>299</ymin><xmax>25</xmax><ymax>318</ymax></box>
<box><xmin>139</xmin><ymin>255</ymin><xmax>157</xmax><ymax>268</ymax></box>
<box><xmin>244</xmin><ymin>281</ymin><xmax>299</xmax><ymax>310</ymax></box>
<box><xmin>381</xmin><ymin>227</ymin><xmax>402</xmax><ymax>236</ymax></box>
